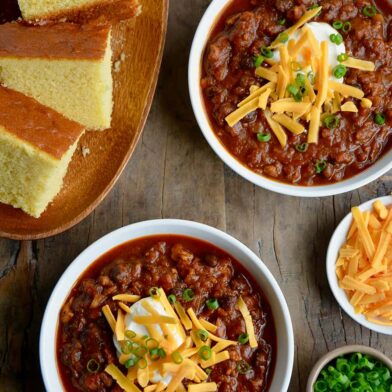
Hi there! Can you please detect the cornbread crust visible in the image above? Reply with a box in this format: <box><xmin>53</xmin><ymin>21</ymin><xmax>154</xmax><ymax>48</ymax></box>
<box><xmin>0</xmin><ymin>86</ymin><xmax>83</xmax><ymax>159</ymax></box>
<box><xmin>18</xmin><ymin>0</ymin><xmax>141</xmax><ymax>24</ymax></box>
<box><xmin>0</xmin><ymin>22</ymin><xmax>110</xmax><ymax>60</ymax></box>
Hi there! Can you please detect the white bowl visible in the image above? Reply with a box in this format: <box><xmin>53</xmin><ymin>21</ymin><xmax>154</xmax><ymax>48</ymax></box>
<box><xmin>326</xmin><ymin>196</ymin><xmax>392</xmax><ymax>335</ymax></box>
<box><xmin>40</xmin><ymin>219</ymin><xmax>294</xmax><ymax>392</ymax></box>
<box><xmin>188</xmin><ymin>0</ymin><xmax>392</xmax><ymax>197</ymax></box>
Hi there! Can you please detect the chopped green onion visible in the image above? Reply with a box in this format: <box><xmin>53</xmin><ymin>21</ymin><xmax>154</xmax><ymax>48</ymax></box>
<box><xmin>197</xmin><ymin>329</ymin><xmax>209</xmax><ymax>342</ymax></box>
<box><xmin>307</xmin><ymin>71</ymin><xmax>315</xmax><ymax>84</ymax></box>
<box><xmin>125</xmin><ymin>330</ymin><xmax>137</xmax><ymax>340</ymax></box>
<box><xmin>145</xmin><ymin>338</ymin><xmax>159</xmax><ymax>349</ymax></box>
<box><xmin>332</xmin><ymin>20</ymin><xmax>343</xmax><ymax>29</ymax></box>
<box><xmin>278</xmin><ymin>17</ymin><xmax>286</xmax><ymax>26</ymax></box>
<box><xmin>182</xmin><ymin>288</ymin><xmax>195</xmax><ymax>302</ymax></box>
<box><xmin>333</xmin><ymin>64</ymin><xmax>347</xmax><ymax>79</ymax></box>
<box><xmin>168</xmin><ymin>294</ymin><xmax>177</xmax><ymax>304</ymax></box>
<box><xmin>278</xmin><ymin>32</ymin><xmax>289</xmax><ymax>43</ymax></box>
<box><xmin>257</xmin><ymin>133</ymin><xmax>271</xmax><ymax>142</ymax></box>
<box><xmin>134</xmin><ymin>345</ymin><xmax>147</xmax><ymax>357</ymax></box>
<box><xmin>171</xmin><ymin>351</ymin><xmax>183</xmax><ymax>364</ymax></box>
<box><xmin>330</xmin><ymin>33</ymin><xmax>343</xmax><ymax>45</ymax></box>
<box><xmin>124</xmin><ymin>358</ymin><xmax>136</xmax><ymax>369</ymax></box>
<box><xmin>295</xmin><ymin>73</ymin><xmax>305</xmax><ymax>87</ymax></box>
<box><xmin>287</xmin><ymin>84</ymin><xmax>299</xmax><ymax>96</ymax></box>
<box><xmin>205</xmin><ymin>368</ymin><xmax>212</xmax><ymax>375</ymax></box>
<box><xmin>374</xmin><ymin>113</ymin><xmax>386</xmax><ymax>125</ymax></box>
<box><xmin>206</xmin><ymin>298</ymin><xmax>220</xmax><ymax>310</ymax></box>
<box><xmin>261</xmin><ymin>47</ymin><xmax>274</xmax><ymax>59</ymax></box>
<box><xmin>295</xmin><ymin>143</ymin><xmax>309</xmax><ymax>153</ymax></box>
<box><xmin>141</xmin><ymin>335</ymin><xmax>149</xmax><ymax>340</ymax></box>
<box><xmin>149</xmin><ymin>348</ymin><xmax>161</xmax><ymax>361</ymax></box>
<box><xmin>236</xmin><ymin>360</ymin><xmax>251</xmax><ymax>374</ymax></box>
<box><xmin>149</xmin><ymin>287</ymin><xmax>160</xmax><ymax>299</ymax></box>
<box><xmin>238</xmin><ymin>333</ymin><xmax>249</xmax><ymax>344</ymax></box>
<box><xmin>362</xmin><ymin>5</ymin><xmax>377</xmax><ymax>17</ymax></box>
<box><xmin>314</xmin><ymin>380</ymin><xmax>328</xmax><ymax>392</ymax></box>
<box><xmin>315</xmin><ymin>160</ymin><xmax>327</xmax><ymax>174</ymax></box>
<box><xmin>198</xmin><ymin>346</ymin><xmax>212</xmax><ymax>361</ymax></box>
<box><xmin>121</xmin><ymin>340</ymin><xmax>134</xmax><ymax>355</ymax></box>
<box><xmin>158</xmin><ymin>348</ymin><xmax>166</xmax><ymax>359</ymax></box>
<box><xmin>337</xmin><ymin>53</ymin><xmax>348</xmax><ymax>63</ymax></box>
<box><xmin>254</xmin><ymin>55</ymin><xmax>264</xmax><ymax>68</ymax></box>
<box><xmin>308</xmin><ymin>4</ymin><xmax>321</xmax><ymax>15</ymax></box>
<box><xmin>137</xmin><ymin>357</ymin><xmax>148</xmax><ymax>369</ymax></box>
<box><xmin>86</xmin><ymin>359</ymin><xmax>100</xmax><ymax>374</ymax></box>
<box><xmin>342</xmin><ymin>21</ymin><xmax>352</xmax><ymax>33</ymax></box>
<box><xmin>324</xmin><ymin>114</ymin><xmax>340</xmax><ymax>129</ymax></box>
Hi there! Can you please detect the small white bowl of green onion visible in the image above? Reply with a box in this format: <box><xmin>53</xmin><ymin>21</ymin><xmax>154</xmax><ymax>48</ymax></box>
<box><xmin>307</xmin><ymin>345</ymin><xmax>392</xmax><ymax>392</ymax></box>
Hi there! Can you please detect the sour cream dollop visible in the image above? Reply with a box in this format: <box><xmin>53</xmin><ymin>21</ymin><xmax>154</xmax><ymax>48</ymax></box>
<box><xmin>273</xmin><ymin>22</ymin><xmax>346</xmax><ymax>82</ymax></box>
<box><xmin>113</xmin><ymin>297</ymin><xmax>185</xmax><ymax>385</ymax></box>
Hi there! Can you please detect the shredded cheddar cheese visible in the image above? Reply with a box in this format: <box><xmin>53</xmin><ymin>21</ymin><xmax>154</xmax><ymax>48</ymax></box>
<box><xmin>336</xmin><ymin>200</ymin><xmax>392</xmax><ymax>326</ymax></box>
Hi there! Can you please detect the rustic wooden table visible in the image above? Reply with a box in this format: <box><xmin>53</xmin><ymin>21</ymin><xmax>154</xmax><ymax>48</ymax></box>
<box><xmin>0</xmin><ymin>1</ymin><xmax>391</xmax><ymax>391</ymax></box>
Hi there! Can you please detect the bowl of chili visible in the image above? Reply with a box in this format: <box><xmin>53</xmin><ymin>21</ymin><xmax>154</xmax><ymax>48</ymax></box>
<box><xmin>306</xmin><ymin>345</ymin><xmax>392</xmax><ymax>392</ymax></box>
<box><xmin>40</xmin><ymin>219</ymin><xmax>294</xmax><ymax>391</ymax></box>
<box><xmin>189</xmin><ymin>0</ymin><xmax>392</xmax><ymax>197</ymax></box>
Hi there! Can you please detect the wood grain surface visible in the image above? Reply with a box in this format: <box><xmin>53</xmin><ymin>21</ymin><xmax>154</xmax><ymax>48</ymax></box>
<box><xmin>0</xmin><ymin>1</ymin><xmax>391</xmax><ymax>391</ymax></box>
<box><xmin>0</xmin><ymin>0</ymin><xmax>168</xmax><ymax>240</ymax></box>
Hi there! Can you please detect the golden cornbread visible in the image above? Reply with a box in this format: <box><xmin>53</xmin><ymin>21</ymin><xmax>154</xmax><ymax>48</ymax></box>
<box><xmin>0</xmin><ymin>86</ymin><xmax>84</xmax><ymax>218</ymax></box>
<box><xmin>0</xmin><ymin>22</ymin><xmax>113</xmax><ymax>130</ymax></box>
<box><xmin>17</xmin><ymin>0</ymin><xmax>142</xmax><ymax>23</ymax></box>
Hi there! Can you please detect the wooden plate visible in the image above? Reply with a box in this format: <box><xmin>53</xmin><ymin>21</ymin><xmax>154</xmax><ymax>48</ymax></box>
<box><xmin>0</xmin><ymin>0</ymin><xmax>168</xmax><ymax>240</ymax></box>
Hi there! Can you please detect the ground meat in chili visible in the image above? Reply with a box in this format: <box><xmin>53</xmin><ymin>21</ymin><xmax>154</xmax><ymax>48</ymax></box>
<box><xmin>201</xmin><ymin>0</ymin><xmax>392</xmax><ymax>185</ymax></box>
<box><xmin>57</xmin><ymin>235</ymin><xmax>276</xmax><ymax>392</ymax></box>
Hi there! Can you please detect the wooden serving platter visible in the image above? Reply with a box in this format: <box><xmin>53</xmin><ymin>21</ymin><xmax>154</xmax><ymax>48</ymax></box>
<box><xmin>0</xmin><ymin>0</ymin><xmax>168</xmax><ymax>240</ymax></box>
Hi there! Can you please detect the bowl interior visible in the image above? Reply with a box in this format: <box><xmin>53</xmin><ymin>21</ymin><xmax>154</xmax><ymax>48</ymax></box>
<box><xmin>326</xmin><ymin>195</ymin><xmax>392</xmax><ymax>335</ymax></box>
<box><xmin>40</xmin><ymin>220</ymin><xmax>294</xmax><ymax>392</ymax></box>
<box><xmin>188</xmin><ymin>0</ymin><xmax>392</xmax><ymax>197</ymax></box>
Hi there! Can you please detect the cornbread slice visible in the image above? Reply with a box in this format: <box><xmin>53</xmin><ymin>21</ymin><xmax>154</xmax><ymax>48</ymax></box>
<box><xmin>0</xmin><ymin>86</ymin><xmax>84</xmax><ymax>218</ymax></box>
<box><xmin>0</xmin><ymin>22</ymin><xmax>113</xmax><ymax>130</ymax></box>
<box><xmin>17</xmin><ymin>0</ymin><xmax>141</xmax><ymax>23</ymax></box>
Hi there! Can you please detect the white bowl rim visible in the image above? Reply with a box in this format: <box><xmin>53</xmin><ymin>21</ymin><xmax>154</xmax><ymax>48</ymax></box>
<box><xmin>326</xmin><ymin>195</ymin><xmax>392</xmax><ymax>335</ymax></box>
<box><xmin>40</xmin><ymin>219</ymin><xmax>295</xmax><ymax>392</ymax></box>
<box><xmin>188</xmin><ymin>0</ymin><xmax>392</xmax><ymax>198</ymax></box>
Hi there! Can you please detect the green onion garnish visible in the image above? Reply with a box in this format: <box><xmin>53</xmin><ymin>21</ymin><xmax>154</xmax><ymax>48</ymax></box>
<box><xmin>295</xmin><ymin>143</ymin><xmax>309</xmax><ymax>153</ymax></box>
<box><xmin>198</xmin><ymin>346</ymin><xmax>212</xmax><ymax>361</ymax></box>
<box><xmin>145</xmin><ymin>338</ymin><xmax>159</xmax><ymax>349</ymax></box>
<box><xmin>238</xmin><ymin>333</ymin><xmax>249</xmax><ymax>344</ymax></box>
<box><xmin>149</xmin><ymin>348</ymin><xmax>160</xmax><ymax>361</ymax></box>
<box><xmin>374</xmin><ymin>113</ymin><xmax>386</xmax><ymax>125</ymax></box>
<box><xmin>314</xmin><ymin>353</ymin><xmax>392</xmax><ymax>392</ymax></box>
<box><xmin>168</xmin><ymin>294</ymin><xmax>177</xmax><ymax>304</ymax></box>
<box><xmin>307</xmin><ymin>71</ymin><xmax>315</xmax><ymax>84</ymax></box>
<box><xmin>287</xmin><ymin>84</ymin><xmax>299</xmax><ymax>96</ymax></box>
<box><xmin>362</xmin><ymin>5</ymin><xmax>377</xmax><ymax>17</ymax></box>
<box><xmin>342</xmin><ymin>21</ymin><xmax>352</xmax><ymax>33</ymax></box>
<box><xmin>337</xmin><ymin>53</ymin><xmax>348</xmax><ymax>63</ymax></box>
<box><xmin>278</xmin><ymin>32</ymin><xmax>289</xmax><ymax>43</ymax></box>
<box><xmin>332</xmin><ymin>20</ymin><xmax>343</xmax><ymax>29</ymax></box>
<box><xmin>134</xmin><ymin>345</ymin><xmax>147</xmax><ymax>357</ymax></box>
<box><xmin>254</xmin><ymin>55</ymin><xmax>264</xmax><ymax>68</ymax></box>
<box><xmin>125</xmin><ymin>330</ymin><xmax>137</xmax><ymax>340</ymax></box>
<box><xmin>197</xmin><ymin>329</ymin><xmax>209</xmax><ymax>342</ymax></box>
<box><xmin>295</xmin><ymin>73</ymin><xmax>305</xmax><ymax>87</ymax></box>
<box><xmin>121</xmin><ymin>340</ymin><xmax>134</xmax><ymax>355</ymax></box>
<box><xmin>308</xmin><ymin>4</ymin><xmax>321</xmax><ymax>15</ymax></box>
<box><xmin>205</xmin><ymin>368</ymin><xmax>212</xmax><ymax>375</ymax></box>
<box><xmin>333</xmin><ymin>64</ymin><xmax>347</xmax><ymax>79</ymax></box>
<box><xmin>124</xmin><ymin>358</ymin><xmax>136</xmax><ymax>369</ymax></box>
<box><xmin>236</xmin><ymin>360</ymin><xmax>251</xmax><ymax>374</ymax></box>
<box><xmin>149</xmin><ymin>287</ymin><xmax>160</xmax><ymax>299</ymax></box>
<box><xmin>158</xmin><ymin>348</ymin><xmax>166</xmax><ymax>359</ymax></box>
<box><xmin>315</xmin><ymin>160</ymin><xmax>327</xmax><ymax>174</ymax></box>
<box><xmin>86</xmin><ymin>359</ymin><xmax>100</xmax><ymax>374</ymax></box>
<box><xmin>323</xmin><ymin>114</ymin><xmax>340</xmax><ymax>129</ymax></box>
<box><xmin>182</xmin><ymin>288</ymin><xmax>195</xmax><ymax>302</ymax></box>
<box><xmin>330</xmin><ymin>33</ymin><xmax>343</xmax><ymax>45</ymax></box>
<box><xmin>171</xmin><ymin>351</ymin><xmax>183</xmax><ymax>364</ymax></box>
<box><xmin>257</xmin><ymin>133</ymin><xmax>271</xmax><ymax>142</ymax></box>
<box><xmin>206</xmin><ymin>298</ymin><xmax>220</xmax><ymax>310</ymax></box>
<box><xmin>137</xmin><ymin>357</ymin><xmax>148</xmax><ymax>369</ymax></box>
<box><xmin>278</xmin><ymin>17</ymin><xmax>286</xmax><ymax>26</ymax></box>
<box><xmin>261</xmin><ymin>47</ymin><xmax>274</xmax><ymax>59</ymax></box>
